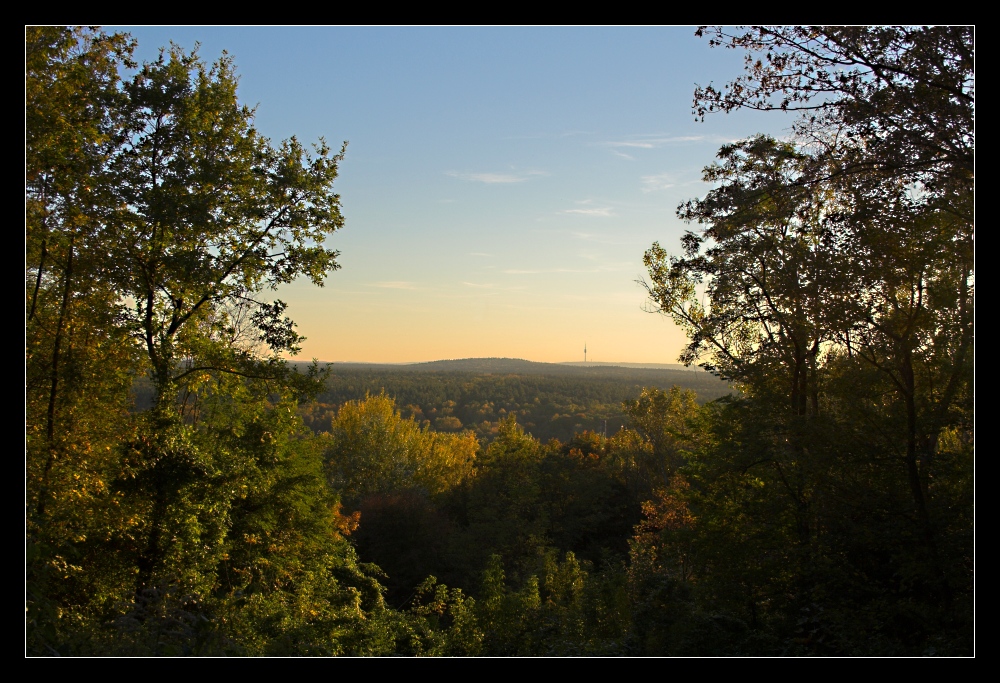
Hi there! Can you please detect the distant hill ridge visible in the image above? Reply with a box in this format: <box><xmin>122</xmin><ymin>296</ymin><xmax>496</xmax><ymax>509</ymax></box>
<box><xmin>404</xmin><ymin>358</ymin><xmax>706</xmax><ymax>373</ymax></box>
<box><xmin>559</xmin><ymin>361</ymin><xmax>699</xmax><ymax>371</ymax></box>
<box><xmin>296</xmin><ymin>357</ymin><xmax>714</xmax><ymax>378</ymax></box>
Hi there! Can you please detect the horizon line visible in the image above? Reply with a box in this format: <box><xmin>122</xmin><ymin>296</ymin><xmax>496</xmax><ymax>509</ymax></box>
<box><xmin>285</xmin><ymin>356</ymin><xmax>702</xmax><ymax>369</ymax></box>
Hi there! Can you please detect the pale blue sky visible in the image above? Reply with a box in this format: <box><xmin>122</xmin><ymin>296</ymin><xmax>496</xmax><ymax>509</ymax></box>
<box><xmin>116</xmin><ymin>26</ymin><xmax>792</xmax><ymax>363</ymax></box>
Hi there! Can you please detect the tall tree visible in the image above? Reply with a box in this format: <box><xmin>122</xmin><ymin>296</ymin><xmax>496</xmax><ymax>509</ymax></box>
<box><xmin>639</xmin><ymin>26</ymin><xmax>973</xmax><ymax>653</ymax></box>
<box><xmin>91</xmin><ymin>43</ymin><xmax>349</xmax><ymax>595</ymax></box>
<box><xmin>26</xmin><ymin>30</ymin><xmax>397</xmax><ymax>655</ymax></box>
<box><xmin>685</xmin><ymin>26</ymin><xmax>974</xmax><ymax>562</ymax></box>
<box><xmin>105</xmin><ymin>44</ymin><xmax>345</xmax><ymax>407</ymax></box>
<box><xmin>26</xmin><ymin>29</ymin><xmax>142</xmax><ymax>653</ymax></box>
<box><xmin>26</xmin><ymin>27</ymin><xmax>136</xmax><ymax>521</ymax></box>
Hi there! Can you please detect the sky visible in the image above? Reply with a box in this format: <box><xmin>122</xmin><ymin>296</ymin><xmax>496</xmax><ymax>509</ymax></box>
<box><xmin>115</xmin><ymin>26</ymin><xmax>793</xmax><ymax>364</ymax></box>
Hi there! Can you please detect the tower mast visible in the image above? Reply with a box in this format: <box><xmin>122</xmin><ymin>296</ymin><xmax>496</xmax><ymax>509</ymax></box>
<box><xmin>584</xmin><ymin>343</ymin><xmax>587</xmax><ymax>363</ymax></box>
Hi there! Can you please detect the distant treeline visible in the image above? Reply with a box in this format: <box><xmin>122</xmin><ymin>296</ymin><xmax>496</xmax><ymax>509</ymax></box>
<box><xmin>298</xmin><ymin>363</ymin><xmax>731</xmax><ymax>443</ymax></box>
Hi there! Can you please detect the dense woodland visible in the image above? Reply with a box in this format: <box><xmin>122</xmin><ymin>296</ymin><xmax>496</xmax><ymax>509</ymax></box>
<box><xmin>299</xmin><ymin>361</ymin><xmax>730</xmax><ymax>443</ymax></box>
<box><xmin>27</xmin><ymin>26</ymin><xmax>973</xmax><ymax>655</ymax></box>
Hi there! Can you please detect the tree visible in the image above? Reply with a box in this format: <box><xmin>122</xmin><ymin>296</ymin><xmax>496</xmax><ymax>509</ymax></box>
<box><xmin>26</xmin><ymin>27</ymin><xmax>137</xmax><ymax>522</ymax></box>
<box><xmin>26</xmin><ymin>28</ymin><xmax>141</xmax><ymax>653</ymax></box>
<box><xmin>692</xmin><ymin>27</ymin><xmax>973</xmax><ymax>197</ymax></box>
<box><xmin>324</xmin><ymin>393</ymin><xmax>477</xmax><ymax>503</ymax></box>
<box><xmin>621</xmin><ymin>386</ymin><xmax>702</xmax><ymax>477</ymax></box>
<box><xmin>104</xmin><ymin>44</ymin><xmax>345</xmax><ymax>406</ymax></box>
<box><xmin>323</xmin><ymin>393</ymin><xmax>478</xmax><ymax>604</ymax></box>
<box><xmin>684</xmin><ymin>26</ymin><xmax>974</xmax><ymax>560</ymax></box>
<box><xmin>642</xmin><ymin>138</ymin><xmax>841</xmax><ymax>558</ymax></box>
<box><xmin>26</xmin><ymin>30</ymin><xmax>397</xmax><ymax>654</ymax></box>
<box><xmin>639</xmin><ymin>26</ymin><xmax>973</xmax><ymax>653</ymax></box>
<box><xmin>85</xmin><ymin>42</ymin><xmax>349</xmax><ymax>597</ymax></box>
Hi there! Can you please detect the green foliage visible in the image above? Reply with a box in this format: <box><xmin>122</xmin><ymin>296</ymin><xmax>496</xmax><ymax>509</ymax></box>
<box><xmin>692</xmin><ymin>27</ymin><xmax>973</xmax><ymax>196</ymax></box>
<box><xmin>320</xmin><ymin>393</ymin><xmax>478</xmax><ymax>605</ymax></box>
<box><xmin>26</xmin><ymin>26</ymin><xmax>142</xmax><ymax>655</ymax></box>
<box><xmin>476</xmin><ymin>554</ymin><xmax>542</xmax><ymax>655</ymax></box>
<box><xmin>471</xmin><ymin>551</ymin><xmax>632</xmax><ymax>656</ymax></box>
<box><xmin>301</xmin><ymin>365</ymin><xmax>730</xmax><ymax>444</ymax></box>
<box><xmin>25</xmin><ymin>28</ymin><xmax>397</xmax><ymax>656</ymax></box>
<box><xmin>634</xmin><ymin>26</ymin><xmax>974</xmax><ymax>655</ymax></box>
<box><xmin>619</xmin><ymin>386</ymin><xmax>702</xmax><ymax>486</ymax></box>
<box><xmin>324</xmin><ymin>393</ymin><xmax>477</xmax><ymax>502</ymax></box>
<box><xmin>446</xmin><ymin>414</ymin><xmax>642</xmax><ymax>593</ymax></box>
<box><xmin>397</xmin><ymin>576</ymin><xmax>483</xmax><ymax>656</ymax></box>
<box><xmin>101</xmin><ymin>42</ymin><xmax>346</xmax><ymax>405</ymax></box>
<box><xmin>454</xmin><ymin>416</ymin><xmax>549</xmax><ymax>581</ymax></box>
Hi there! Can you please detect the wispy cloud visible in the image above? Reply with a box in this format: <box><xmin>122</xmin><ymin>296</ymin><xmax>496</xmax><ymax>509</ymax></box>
<box><xmin>446</xmin><ymin>170</ymin><xmax>549</xmax><ymax>184</ymax></box>
<box><xmin>641</xmin><ymin>172</ymin><xmax>677</xmax><ymax>192</ymax></box>
<box><xmin>559</xmin><ymin>199</ymin><xmax>614</xmax><ymax>217</ymax></box>
<box><xmin>469</xmin><ymin>173</ymin><xmax>524</xmax><ymax>184</ymax></box>
<box><xmin>501</xmin><ymin>264</ymin><xmax>628</xmax><ymax>275</ymax></box>
<box><xmin>598</xmin><ymin>133</ymin><xmax>742</xmax><ymax>157</ymax></box>
<box><xmin>641</xmin><ymin>172</ymin><xmax>703</xmax><ymax>192</ymax></box>
<box><xmin>562</xmin><ymin>206</ymin><xmax>614</xmax><ymax>217</ymax></box>
<box><xmin>369</xmin><ymin>281</ymin><xmax>417</xmax><ymax>290</ymax></box>
<box><xmin>602</xmin><ymin>135</ymin><xmax>706</xmax><ymax>150</ymax></box>
<box><xmin>608</xmin><ymin>141</ymin><xmax>655</xmax><ymax>149</ymax></box>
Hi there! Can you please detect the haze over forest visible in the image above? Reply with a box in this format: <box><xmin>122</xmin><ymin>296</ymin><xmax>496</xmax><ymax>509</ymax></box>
<box><xmin>27</xmin><ymin>26</ymin><xmax>973</xmax><ymax>656</ymax></box>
